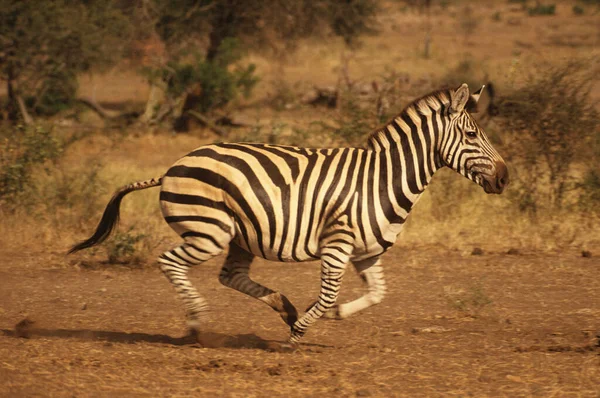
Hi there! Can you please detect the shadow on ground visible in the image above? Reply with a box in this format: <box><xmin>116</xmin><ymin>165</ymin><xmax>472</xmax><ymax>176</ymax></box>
<box><xmin>1</xmin><ymin>318</ymin><xmax>329</xmax><ymax>352</ymax></box>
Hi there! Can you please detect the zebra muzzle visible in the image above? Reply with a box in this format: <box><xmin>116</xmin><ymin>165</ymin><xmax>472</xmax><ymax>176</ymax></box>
<box><xmin>482</xmin><ymin>161</ymin><xmax>509</xmax><ymax>194</ymax></box>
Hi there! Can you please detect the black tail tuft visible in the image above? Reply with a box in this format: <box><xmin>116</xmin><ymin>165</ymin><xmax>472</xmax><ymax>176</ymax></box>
<box><xmin>68</xmin><ymin>187</ymin><xmax>132</xmax><ymax>254</ymax></box>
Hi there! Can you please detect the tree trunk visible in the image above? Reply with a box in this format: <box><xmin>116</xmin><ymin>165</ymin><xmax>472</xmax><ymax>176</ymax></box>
<box><xmin>423</xmin><ymin>0</ymin><xmax>432</xmax><ymax>59</ymax></box>
<box><xmin>16</xmin><ymin>95</ymin><xmax>34</xmax><ymax>126</ymax></box>
<box><xmin>206</xmin><ymin>29</ymin><xmax>223</xmax><ymax>63</ymax></box>
<box><xmin>6</xmin><ymin>66</ymin><xmax>19</xmax><ymax>122</ymax></box>
<box><xmin>139</xmin><ymin>83</ymin><xmax>167</xmax><ymax>124</ymax></box>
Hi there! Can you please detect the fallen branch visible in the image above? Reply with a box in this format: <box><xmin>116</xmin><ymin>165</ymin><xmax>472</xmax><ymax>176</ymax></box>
<box><xmin>77</xmin><ymin>97</ymin><xmax>139</xmax><ymax>124</ymax></box>
<box><xmin>186</xmin><ymin>110</ymin><xmax>228</xmax><ymax>137</ymax></box>
<box><xmin>77</xmin><ymin>96</ymin><xmax>113</xmax><ymax>119</ymax></box>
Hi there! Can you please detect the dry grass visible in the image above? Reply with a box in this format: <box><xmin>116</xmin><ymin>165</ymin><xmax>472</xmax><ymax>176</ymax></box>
<box><xmin>2</xmin><ymin>0</ymin><xmax>600</xmax><ymax>259</ymax></box>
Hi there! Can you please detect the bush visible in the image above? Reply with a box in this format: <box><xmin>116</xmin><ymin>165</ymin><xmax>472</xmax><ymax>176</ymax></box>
<box><xmin>26</xmin><ymin>70</ymin><xmax>79</xmax><ymax>116</ymax></box>
<box><xmin>332</xmin><ymin>69</ymin><xmax>420</xmax><ymax>145</ymax></box>
<box><xmin>440</xmin><ymin>60</ymin><xmax>488</xmax><ymax>92</ymax></box>
<box><xmin>143</xmin><ymin>38</ymin><xmax>259</xmax><ymax>115</ymax></box>
<box><xmin>0</xmin><ymin>125</ymin><xmax>63</xmax><ymax>209</ymax></box>
<box><xmin>334</xmin><ymin>88</ymin><xmax>376</xmax><ymax>144</ymax></box>
<box><xmin>579</xmin><ymin>170</ymin><xmax>600</xmax><ymax>211</ymax></box>
<box><xmin>444</xmin><ymin>284</ymin><xmax>493</xmax><ymax>317</ymax></box>
<box><xmin>106</xmin><ymin>227</ymin><xmax>148</xmax><ymax>264</ymax></box>
<box><xmin>268</xmin><ymin>78</ymin><xmax>299</xmax><ymax>112</ymax></box>
<box><xmin>458</xmin><ymin>6</ymin><xmax>480</xmax><ymax>39</ymax></box>
<box><xmin>527</xmin><ymin>3</ymin><xmax>556</xmax><ymax>15</ymax></box>
<box><xmin>497</xmin><ymin>60</ymin><xmax>599</xmax><ymax>213</ymax></box>
<box><xmin>36</xmin><ymin>158</ymin><xmax>105</xmax><ymax>218</ymax></box>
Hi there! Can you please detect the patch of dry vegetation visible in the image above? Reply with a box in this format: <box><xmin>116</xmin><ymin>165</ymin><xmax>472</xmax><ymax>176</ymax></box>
<box><xmin>1</xmin><ymin>0</ymin><xmax>599</xmax><ymax>265</ymax></box>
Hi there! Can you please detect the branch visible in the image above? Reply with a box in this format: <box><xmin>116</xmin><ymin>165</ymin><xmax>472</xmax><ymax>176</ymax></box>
<box><xmin>15</xmin><ymin>95</ymin><xmax>34</xmax><ymax>126</ymax></box>
<box><xmin>184</xmin><ymin>2</ymin><xmax>216</xmax><ymax>20</ymax></box>
<box><xmin>76</xmin><ymin>97</ymin><xmax>139</xmax><ymax>124</ymax></box>
<box><xmin>77</xmin><ymin>96</ymin><xmax>112</xmax><ymax>119</ymax></box>
<box><xmin>186</xmin><ymin>110</ymin><xmax>228</xmax><ymax>137</ymax></box>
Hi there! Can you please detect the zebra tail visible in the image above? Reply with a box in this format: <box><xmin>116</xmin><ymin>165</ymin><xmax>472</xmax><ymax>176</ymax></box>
<box><xmin>68</xmin><ymin>177</ymin><xmax>163</xmax><ymax>254</ymax></box>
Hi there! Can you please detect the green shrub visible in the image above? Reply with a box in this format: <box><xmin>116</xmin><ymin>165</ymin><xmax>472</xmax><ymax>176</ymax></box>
<box><xmin>36</xmin><ymin>158</ymin><xmax>105</xmax><ymax>217</ymax></box>
<box><xmin>497</xmin><ymin>60</ymin><xmax>599</xmax><ymax>213</ymax></box>
<box><xmin>106</xmin><ymin>227</ymin><xmax>148</xmax><ymax>264</ymax></box>
<box><xmin>26</xmin><ymin>70</ymin><xmax>79</xmax><ymax>116</ymax></box>
<box><xmin>458</xmin><ymin>6</ymin><xmax>480</xmax><ymax>39</ymax></box>
<box><xmin>440</xmin><ymin>59</ymin><xmax>487</xmax><ymax>90</ymax></box>
<box><xmin>0</xmin><ymin>125</ymin><xmax>63</xmax><ymax>209</ymax></box>
<box><xmin>579</xmin><ymin>170</ymin><xmax>600</xmax><ymax>212</ymax></box>
<box><xmin>334</xmin><ymin>88</ymin><xmax>375</xmax><ymax>144</ymax></box>
<box><xmin>142</xmin><ymin>38</ymin><xmax>259</xmax><ymax>114</ymax></box>
<box><xmin>444</xmin><ymin>284</ymin><xmax>493</xmax><ymax>317</ymax></box>
<box><xmin>527</xmin><ymin>4</ymin><xmax>556</xmax><ymax>15</ymax></box>
<box><xmin>269</xmin><ymin>78</ymin><xmax>298</xmax><ymax>112</ymax></box>
<box><xmin>572</xmin><ymin>5</ymin><xmax>585</xmax><ymax>14</ymax></box>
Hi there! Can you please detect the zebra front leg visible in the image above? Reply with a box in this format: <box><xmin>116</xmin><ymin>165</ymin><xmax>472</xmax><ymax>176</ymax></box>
<box><xmin>219</xmin><ymin>243</ymin><xmax>299</xmax><ymax>328</ymax></box>
<box><xmin>323</xmin><ymin>256</ymin><xmax>386</xmax><ymax>320</ymax></box>
<box><xmin>158</xmin><ymin>242</ymin><xmax>221</xmax><ymax>337</ymax></box>
<box><xmin>289</xmin><ymin>243</ymin><xmax>351</xmax><ymax>343</ymax></box>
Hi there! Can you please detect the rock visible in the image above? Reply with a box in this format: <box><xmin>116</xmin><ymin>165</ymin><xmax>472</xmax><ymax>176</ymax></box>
<box><xmin>471</xmin><ymin>247</ymin><xmax>484</xmax><ymax>256</ymax></box>
<box><xmin>411</xmin><ymin>326</ymin><xmax>453</xmax><ymax>334</ymax></box>
<box><xmin>581</xmin><ymin>250</ymin><xmax>592</xmax><ymax>258</ymax></box>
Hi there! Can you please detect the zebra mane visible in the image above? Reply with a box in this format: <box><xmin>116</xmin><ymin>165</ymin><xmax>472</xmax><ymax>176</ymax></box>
<box><xmin>366</xmin><ymin>87</ymin><xmax>452</xmax><ymax>149</ymax></box>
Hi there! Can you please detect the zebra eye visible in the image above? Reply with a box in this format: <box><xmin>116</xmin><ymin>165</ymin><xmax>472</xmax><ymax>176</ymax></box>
<box><xmin>466</xmin><ymin>130</ymin><xmax>477</xmax><ymax>139</ymax></box>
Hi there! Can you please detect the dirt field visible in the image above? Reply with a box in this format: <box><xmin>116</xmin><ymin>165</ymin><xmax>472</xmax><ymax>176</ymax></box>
<box><xmin>1</xmin><ymin>246</ymin><xmax>598</xmax><ymax>397</ymax></box>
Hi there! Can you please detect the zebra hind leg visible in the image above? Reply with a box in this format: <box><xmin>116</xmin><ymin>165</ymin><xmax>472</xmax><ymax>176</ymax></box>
<box><xmin>219</xmin><ymin>243</ymin><xmax>299</xmax><ymax>328</ymax></box>
<box><xmin>158</xmin><ymin>242</ymin><xmax>223</xmax><ymax>339</ymax></box>
<box><xmin>323</xmin><ymin>256</ymin><xmax>386</xmax><ymax>320</ymax></box>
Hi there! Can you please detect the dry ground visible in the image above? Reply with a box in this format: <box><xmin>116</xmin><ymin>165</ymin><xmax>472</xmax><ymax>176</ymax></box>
<box><xmin>1</xmin><ymin>247</ymin><xmax>598</xmax><ymax>397</ymax></box>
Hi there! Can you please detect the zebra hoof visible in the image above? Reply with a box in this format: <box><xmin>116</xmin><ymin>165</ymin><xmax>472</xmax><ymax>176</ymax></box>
<box><xmin>187</xmin><ymin>329</ymin><xmax>228</xmax><ymax>348</ymax></box>
<box><xmin>187</xmin><ymin>328</ymin><xmax>203</xmax><ymax>345</ymax></box>
<box><xmin>265</xmin><ymin>341</ymin><xmax>298</xmax><ymax>353</ymax></box>
<box><xmin>279</xmin><ymin>295</ymin><xmax>299</xmax><ymax>328</ymax></box>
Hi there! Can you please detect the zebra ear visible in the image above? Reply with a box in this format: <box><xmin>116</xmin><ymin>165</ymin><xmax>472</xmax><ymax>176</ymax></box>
<box><xmin>451</xmin><ymin>83</ymin><xmax>470</xmax><ymax>113</ymax></box>
<box><xmin>466</xmin><ymin>85</ymin><xmax>485</xmax><ymax>113</ymax></box>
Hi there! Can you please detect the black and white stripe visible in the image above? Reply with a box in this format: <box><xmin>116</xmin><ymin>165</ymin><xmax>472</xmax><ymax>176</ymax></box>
<box><xmin>70</xmin><ymin>83</ymin><xmax>508</xmax><ymax>344</ymax></box>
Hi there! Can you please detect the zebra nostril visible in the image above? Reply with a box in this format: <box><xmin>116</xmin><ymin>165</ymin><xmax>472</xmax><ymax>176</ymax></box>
<box><xmin>495</xmin><ymin>161</ymin><xmax>509</xmax><ymax>191</ymax></box>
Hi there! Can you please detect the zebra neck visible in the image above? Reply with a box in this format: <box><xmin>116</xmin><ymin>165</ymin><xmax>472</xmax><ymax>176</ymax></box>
<box><xmin>366</xmin><ymin>112</ymin><xmax>441</xmax><ymax>224</ymax></box>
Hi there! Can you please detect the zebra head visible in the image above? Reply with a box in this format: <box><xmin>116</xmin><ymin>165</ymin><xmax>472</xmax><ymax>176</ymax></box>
<box><xmin>443</xmin><ymin>83</ymin><xmax>509</xmax><ymax>194</ymax></box>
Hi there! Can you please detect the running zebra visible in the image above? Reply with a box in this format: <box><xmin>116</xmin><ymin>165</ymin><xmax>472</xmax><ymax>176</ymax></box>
<box><xmin>70</xmin><ymin>83</ymin><xmax>508</xmax><ymax>344</ymax></box>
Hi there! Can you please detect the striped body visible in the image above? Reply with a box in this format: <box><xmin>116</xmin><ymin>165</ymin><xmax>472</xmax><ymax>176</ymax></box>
<box><xmin>161</xmin><ymin>143</ymin><xmax>414</xmax><ymax>264</ymax></box>
<box><xmin>70</xmin><ymin>84</ymin><xmax>508</xmax><ymax>345</ymax></box>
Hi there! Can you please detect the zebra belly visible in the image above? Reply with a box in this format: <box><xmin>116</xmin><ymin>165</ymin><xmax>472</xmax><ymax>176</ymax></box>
<box><xmin>160</xmin><ymin>180</ymin><xmax>322</xmax><ymax>262</ymax></box>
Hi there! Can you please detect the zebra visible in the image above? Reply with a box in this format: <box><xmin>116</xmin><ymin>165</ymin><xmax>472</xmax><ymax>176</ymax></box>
<box><xmin>69</xmin><ymin>83</ymin><xmax>508</xmax><ymax>345</ymax></box>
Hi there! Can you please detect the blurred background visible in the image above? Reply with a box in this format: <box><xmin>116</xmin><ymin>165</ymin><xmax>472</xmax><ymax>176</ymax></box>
<box><xmin>0</xmin><ymin>0</ymin><xmax>598</xmax><ymax>264</ymax></box>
